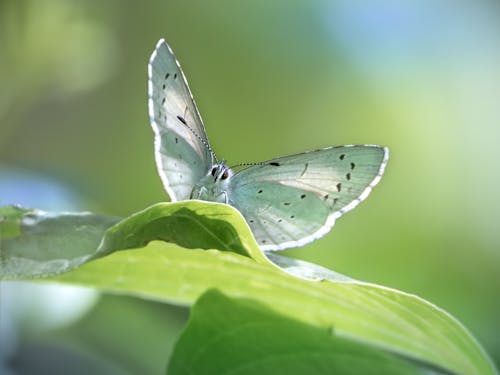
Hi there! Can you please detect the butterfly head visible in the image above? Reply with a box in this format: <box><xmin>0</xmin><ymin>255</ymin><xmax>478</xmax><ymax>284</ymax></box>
<box><xmin>190</xmin><ymin>161</ymin><xmax>233</xmax><ymax>203</ymax></box>
<box><xmin>209</xmin><ymin>160</ymin><xmax>233</xmax><ymax>183</ymax></box>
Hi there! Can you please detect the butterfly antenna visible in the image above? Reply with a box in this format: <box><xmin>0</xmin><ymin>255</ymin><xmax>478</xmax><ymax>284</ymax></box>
<box><xmin>179</xmin><ymin>106</ymin><xmax>218</xmax><ymax>163</ymax></box>
<box><xmin>229</xmin><ymin>161</ymin><xmax>267</xmax><ymax>169</ymax></box>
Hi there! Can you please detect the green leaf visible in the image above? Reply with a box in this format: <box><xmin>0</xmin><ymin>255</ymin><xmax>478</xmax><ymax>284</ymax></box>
<box><xmin>0</xmin><ymin>205</ymin><xmax>120</xmax><ymax>279</ymax></box>
<box><xmin>1</xmin><ymin>201</ymin><xmax>496</xmax><ymax>374</ymax></box>
<box><xmin>98</xmin><ymin>201</ymin><xmax>264</xmax><ymax>261</ymax></box>
<box><xmin>0</xmin><ymin>201</ymin><xmax>264</xmax><ymax>281</ymax></box>
<box><xmin>168</xmin><ymin>289</ymin><xmax>429</xmax><ymax>375</ymax></box>
<box><xmin>50</xmin><ymin>241</ymin><xmax>495</xmax><ymax>374</ymax></box>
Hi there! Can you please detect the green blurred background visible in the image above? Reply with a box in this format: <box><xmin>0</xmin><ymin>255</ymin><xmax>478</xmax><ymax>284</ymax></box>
<box><xmin>1</xmin><ymin>0</ymin><xmax>499</xmax><ymax>373</ymax></box>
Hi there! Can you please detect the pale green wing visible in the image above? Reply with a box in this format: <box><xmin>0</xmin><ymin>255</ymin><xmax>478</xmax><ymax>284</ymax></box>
<box><xmin>227</xmin><ymin>145</ymin><xmax>388</xmax><ymax>250</ymax></box>
<box><xmin>148</xmin><ymin>39</ymin><xmax>214</xmax><ymax>201</ymax></box>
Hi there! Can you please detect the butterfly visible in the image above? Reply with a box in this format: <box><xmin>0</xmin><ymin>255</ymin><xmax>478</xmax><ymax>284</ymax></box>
<box><xmin>148</xmin><ymin>39</ymin><xmax>388</xmax><ymax>251</ymax></box>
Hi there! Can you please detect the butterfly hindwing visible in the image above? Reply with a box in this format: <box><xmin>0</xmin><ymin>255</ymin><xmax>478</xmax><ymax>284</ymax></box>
<box><xmin>148</xmin><ymin>39</ymin><xmax>213</xmax><ymax>200</ymax></box>
<box><xmin>227</xmin><ymin>145</ymin><xmax>388</xmax><ymax>250</ymax></box>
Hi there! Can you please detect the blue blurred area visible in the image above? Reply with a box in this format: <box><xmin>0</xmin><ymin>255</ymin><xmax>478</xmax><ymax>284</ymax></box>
<box><xmin>0</xmin><ymin>166</ymin><xmax>86</xmax><ymax>211</ymax></box>
<box><xmin>1</xmin><ymin>0</ymin><xmax>499</xmax><ymax>371</ymax></box>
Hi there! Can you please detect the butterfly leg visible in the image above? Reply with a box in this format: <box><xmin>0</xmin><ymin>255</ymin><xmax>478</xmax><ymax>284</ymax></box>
<box><xmin>191</xmin><ymin>185</ymin><xmax>208</xmax><ymax>200</ymax></box>
<box><xmin>216</xmin><ymin>191</ymin><xmax>228</xmax><ymax>204</ymax></box>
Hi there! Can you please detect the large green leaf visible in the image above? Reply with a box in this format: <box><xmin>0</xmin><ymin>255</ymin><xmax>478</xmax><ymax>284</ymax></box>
<box><xmin>168</xmin><ymin>289</ymin><xmax>428</xmax><ymax>375</ymax></box>
<box><xmin>0</xmin><ymin>201</ymin><xmax>496</xmax><ymax>374</ymax></box>
<box><xmin>49</xmin><ymin>240</ymin><xmax>495</xmax><ymax>375</ymax></box>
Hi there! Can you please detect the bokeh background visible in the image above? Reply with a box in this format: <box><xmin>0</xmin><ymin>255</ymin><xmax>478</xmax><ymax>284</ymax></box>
<box><xmin>1</xmin><ymin>0</ymin><xmax>499</xmax><ymax>373</ymax></box>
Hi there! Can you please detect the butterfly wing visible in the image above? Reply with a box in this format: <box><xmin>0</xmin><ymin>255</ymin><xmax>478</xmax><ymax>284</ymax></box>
<box><xmin>227</xmin><ymin>145</ymin><xmax>388</xmax><ymax>250</ymax></box>
<box><xmin>148</xmin><ymin>39</ymin><xmax>214</xmax><ymax>201</ymax></box>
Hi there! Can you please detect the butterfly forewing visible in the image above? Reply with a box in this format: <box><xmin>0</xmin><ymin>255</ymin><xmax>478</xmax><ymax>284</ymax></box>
<box><xmin>148</xmin><ymin>39</ymin><xmax>213</xmax><ymax>200</ymax></box>
<box><xmin>227</xmin><ymin>146</ymin><xmax>388</xmax><ymax>250</ymax></box>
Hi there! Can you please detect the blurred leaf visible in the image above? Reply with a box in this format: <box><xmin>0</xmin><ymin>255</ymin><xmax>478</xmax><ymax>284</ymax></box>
<box><xmin>50</xmin><ymin>294</ymin><xmax>188</xmax><ymax>375</ymax></box>
<box><xmin>1</xmin><ymin>201</ymin><xmax>496</xmax><ymax>374</ymax></box>
<box><xmin>0</xmin><ymin>205</ymin><xmax>119</xmax><ymax>279</ymax></box>
<box><xmin>168</xmin><ymin>289</ymin><xmax>431</xmax><ymax>375</ymax></box>
<box><xmin>8</xmin><ymin>341</ymin><xmax>126</xmax><ymax>375</ymax></box>
<box><xmin>0</xmin><ymin>205</ymin><xmax>31</xmax><ymax>238</ymax></box>
<box><xmin>264</xmin><ymin>252</ymin><xmax>354</xmax><ymax>282</ymax></box>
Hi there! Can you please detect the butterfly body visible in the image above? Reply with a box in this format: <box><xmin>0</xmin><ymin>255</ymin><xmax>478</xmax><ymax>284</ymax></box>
<box><xmin>148</xmin><ymin>39</ymin><xmax>388</xmax><ymax>251</ymax></box>
<box><xmin>190</xmin><ymin>163</ymin><xmax>233</xmax><ymax>203</ymax></box>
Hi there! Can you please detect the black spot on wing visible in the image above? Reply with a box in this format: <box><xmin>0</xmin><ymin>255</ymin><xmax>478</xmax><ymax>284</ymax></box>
<box><xmin>283</xmin><ymin>202</ymin><xmax>291</xmax><ymax>206</ymax></box>
<box><xmin>351</xmin><ymin>162</ymin><xmax>355</xmax><ymax>170</ymax></box>
<box><xmin>174</xmin><ymin>73</ymin><xmax>178</xmax><ymax>79</ymax></box>
<box><xmin>300</xmin><ymin>163</ymin><xmax>309</xmax><ymax>177</ymax></box>
<box><xmin>346</xmin><ymin>173</ymin><xmax>351</xmax><ymax>181</ymax></box>
<box><xmin>258</xmin><ymin>189</ymin><xmax>263</xmax><ymax>194</ymax></box>
<box><xmin>336</xmin><ymin>183</ymin><xmax>342</xmax><ymax>192</ymax></box>
<box><xmin>177</xmin><ymin>115</ymin><xmax>187</xmax><ymax>125</ymax></box>
<box><xmin>323</xmin><ymin>194</ymin><xmax>329</xmax><ymax>200</ymax></box>
<box><xmin>339</xmin><ymin>154</ymin><xmax>345</xmax><ymax>160</ymax></box>
<box><xmin>164</xmin><ymin>73</ymin><xmax>170</xmax><ymax>80</ymax></box>
<box><xmin>300</xmin><ymin>194</ymin><xmax>306</xmax><ymax>199</ymax></box>
<box><xmin>269</xmin><ymin>162</ymin><xmax>280</xmax><ymax>166</ymax></box>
